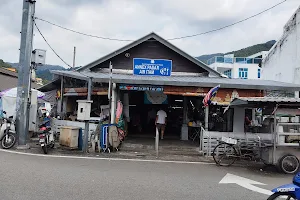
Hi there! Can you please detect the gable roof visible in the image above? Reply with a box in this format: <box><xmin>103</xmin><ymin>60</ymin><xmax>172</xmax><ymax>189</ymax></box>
<box><xmin>77</xmin><ymin>32</ymin><xmax>223</xmax><ymax>77</ymax></box>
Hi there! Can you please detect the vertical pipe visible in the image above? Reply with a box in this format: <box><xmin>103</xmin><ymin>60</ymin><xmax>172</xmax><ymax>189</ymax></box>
<box><xmin>73</xmin><ymin>46</ymin><xmax>76</xmax><ymax>68</ymax></box>
<box><xmin>110</xmin><ymin>83</ymin><xmax>117</xmax><ymax>124</ymax></box>
<box><xmin>108</xmin><ymin>62</ymin><xmax>113</xmax><ymax>124</ymax></box>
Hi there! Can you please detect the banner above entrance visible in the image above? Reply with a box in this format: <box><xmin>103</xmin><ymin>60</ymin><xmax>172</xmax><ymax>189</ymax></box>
<box><xmin>133</xmin><ymin>58</ymin><xmax>172</xmax><ymax>76</ymax></box>
<box><xmin>119</xmin><ymin>84</ymin><xmax>163</xmax><ymax>92</ymax></box>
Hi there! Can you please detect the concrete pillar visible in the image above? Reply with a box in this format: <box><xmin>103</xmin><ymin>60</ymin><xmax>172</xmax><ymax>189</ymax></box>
<box><xmin>226</xmin><ymin>108</ymin><xmax>232</xmax><ymax>132</ymax></box>
<box><xmin>205</xmin><ymin>106</ymin><xmax>209</xmax><ymax>130</ymax></box>
<box><xmin>233</xmin><ymin>107</ymin><xmax>245</xmax><ymax>132</ymax></box>
<box><xmin>252</xmin><ymin>108</ymin><xmax>256</xmax><ymax>121</ymax></box>
<box><xmin>181</xmin><ymin>96</ymin><xmax>188</xmax><ymax>140</ymax></box>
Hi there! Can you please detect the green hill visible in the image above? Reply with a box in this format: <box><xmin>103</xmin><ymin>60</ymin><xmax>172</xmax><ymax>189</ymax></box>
<box><xmin>0</xmin><ymin>59</ymin><xmax>13</xmax><ymax>68</ymax></box>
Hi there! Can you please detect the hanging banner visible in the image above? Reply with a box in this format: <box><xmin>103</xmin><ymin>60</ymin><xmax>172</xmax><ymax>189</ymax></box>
<box><xmin>133</xmin><ymin>58</ymin><xmax>172</xmax><ymax>76</ymax></box>
<box><xmin>119</xmin><ymin>84</ymin><xmax>163</xmax><ymax>92</ymax></box>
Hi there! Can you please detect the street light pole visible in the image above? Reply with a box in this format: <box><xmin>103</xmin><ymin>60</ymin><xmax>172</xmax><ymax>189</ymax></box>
<box><xmin>16</xmin><ymin>0</ymin><xmax>36</xmax><ymax>148</ymax></box>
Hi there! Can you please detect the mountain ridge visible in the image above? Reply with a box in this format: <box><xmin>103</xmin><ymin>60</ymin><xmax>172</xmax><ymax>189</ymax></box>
<box><xmin>196</xmin><ymin>40</ymin><xmax>276</xmax><ymax>63</ymax></box>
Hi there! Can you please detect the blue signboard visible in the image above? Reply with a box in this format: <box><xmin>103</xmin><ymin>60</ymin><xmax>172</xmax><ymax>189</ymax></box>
<box><xmin>133</xmin><ymin>58</ymin><xmax>172</xmax><ymax>76</ymax></box>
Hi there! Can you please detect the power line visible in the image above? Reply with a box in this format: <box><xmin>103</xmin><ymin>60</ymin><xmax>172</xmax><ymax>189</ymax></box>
<box><xmin>35</xmin><ymin>0</ymin><xmax>287</xmax><ymax>41</ymax></box>
<box><xmin>34</xmin><ymin>22</ymin><xmax>72</xmax><ymax>68</ymax></box>
<box><xmin>168</xmin><ymin>0</ymin><xmax>288</xmax><ymax>40</ymax></box>
<box><xmin>35</xmin><ymin>17</ymin><xmax>133</xmax><ymax>42</ymax></box>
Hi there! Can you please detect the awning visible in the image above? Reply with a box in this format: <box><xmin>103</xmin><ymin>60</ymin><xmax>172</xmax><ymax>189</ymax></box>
<box><xmin>50</xmin><ymin>70</ymin><xmax>300</xmax><ymax>91</ymax></box>
<box><xmin>229</xmin><ymin>97</ymin><xmax>300</xmax><ymax>108</ymax></box>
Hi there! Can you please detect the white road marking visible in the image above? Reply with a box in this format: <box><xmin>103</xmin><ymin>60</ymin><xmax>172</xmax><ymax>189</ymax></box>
<box><xmin>0</xmin><ymin>148</ymin><xmax>214</xmax><ymax>165</ymax></box>
<box><xmin>219</xmin><ymin>173</ymin><xmax>273</xmax><ymax>196</ymax></box>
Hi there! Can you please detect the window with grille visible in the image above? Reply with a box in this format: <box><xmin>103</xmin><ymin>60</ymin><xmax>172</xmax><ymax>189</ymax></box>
<box><xmin>238</xmin><ymin>68</ymin><xmax>248</xmax><ymax>79</ymax></box>
<box><xmin>224</xmin><ymin>70</ymin><xmax>232</xmax><ymax>78</ymax></box>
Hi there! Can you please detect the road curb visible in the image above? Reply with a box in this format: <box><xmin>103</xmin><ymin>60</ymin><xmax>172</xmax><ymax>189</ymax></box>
<box><xmin>0</xmin><ymin>148</ymin><xmax>215</xmax><ymax>165</ymax></box>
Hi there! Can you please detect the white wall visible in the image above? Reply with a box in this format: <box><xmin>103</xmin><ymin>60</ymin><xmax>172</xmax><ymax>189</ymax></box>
<box><xmin>232</xmin><ymin>63</ymin><xmax>260</xmax><ymax>79</ymax></box>
<box><xmin>209</xmin><ymin>62</ymin><xmax>233</xmax><ymax>70</ymax></box>
<box><xmin>233</xmin><ymin>107</ymin><xmax>245</xmax><ymax>132</ymax></box>
<box><xmin>262</xmin><ymin>7</ymin><xmax>300</xmax><ymax>85</ymax></box>
<box><xmin>210</xmin><ymin>62</ymin><xmax>261</xmax><ymax>79</ymax></box>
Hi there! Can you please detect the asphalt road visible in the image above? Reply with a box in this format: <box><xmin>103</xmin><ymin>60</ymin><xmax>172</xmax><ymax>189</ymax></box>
<box><xmin>0</xmin><ymin>150</ymin><xmax>293</xmax><ymax>200</ymax></box>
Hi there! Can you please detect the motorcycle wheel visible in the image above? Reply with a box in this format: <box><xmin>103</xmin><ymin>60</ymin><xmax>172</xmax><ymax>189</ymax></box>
<box><xmin>42</xmin><ymin>146</ymin><xmax>48</xmax><ymax>154</ymax></box>
<box><xmin>267</xmin><ymin>192</ymin><xmax>295</xmax><ymax>200</ymax></box>
<box><xmin>1</xmin><ymin>133</ymin><xmax>16</xmax><ymax>149</ymax></box>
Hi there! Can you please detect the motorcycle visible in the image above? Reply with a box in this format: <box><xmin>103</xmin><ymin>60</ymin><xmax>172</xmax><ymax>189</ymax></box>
<box><xmin>0</xmin><ymin>111</ymin><xmax>17</xmax><ymax>149</ymax></box>
<box><xmin>268</xmin><ymin>173</ymin><xmax>300</xmax><ymax>199</ymax></box>
<box><xmin>38</xmin><ymin>119</ymin><xmax>55</xmax><ymax>154</ymax></box>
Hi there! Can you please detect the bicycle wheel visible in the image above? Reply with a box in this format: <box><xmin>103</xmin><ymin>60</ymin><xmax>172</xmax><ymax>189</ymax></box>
<box><xmin>267</xmin><ymin>192</ymin><xmax>295</xmax><ymax>200</ymax></box>
<box><xmin>213</xmin><ymin>143</ymin><xmax>238</xmax><ymax>166</ymax></box>
<box><xmin>279</xmin><ymin>154</ymin><xmax>299</xmax><ymax>174</ymax></box>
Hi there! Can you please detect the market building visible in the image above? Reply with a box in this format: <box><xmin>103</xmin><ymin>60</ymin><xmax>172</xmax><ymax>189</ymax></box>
<box><xmin>40</xmin><ymin>32</ymin><xmax>300</xmax><ymax>144</ymax></box>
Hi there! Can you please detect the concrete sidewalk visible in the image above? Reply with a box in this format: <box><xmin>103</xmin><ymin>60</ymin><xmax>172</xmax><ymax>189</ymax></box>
<box><xmin>9</xmin><ymin>137</ymin><xmax>276</xmax><ymax>174</ymax></box>
<box><xmin>10</xmin><ymin>137</ymin><xmax>214</xmax><ymax>163</ymax></box>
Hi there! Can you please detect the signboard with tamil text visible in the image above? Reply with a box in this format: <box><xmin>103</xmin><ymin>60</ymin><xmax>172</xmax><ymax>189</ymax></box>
<box><xmin>133</xmin><ymin>58</ymin><xmax>172</xmax><ymax>76</ymax></box>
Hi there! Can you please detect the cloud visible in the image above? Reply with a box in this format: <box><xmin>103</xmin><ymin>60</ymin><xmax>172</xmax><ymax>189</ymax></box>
<box><xmin>0</xmin><ymin>0</ymin><xmax>299</xmax><ymax>67</ymax></box>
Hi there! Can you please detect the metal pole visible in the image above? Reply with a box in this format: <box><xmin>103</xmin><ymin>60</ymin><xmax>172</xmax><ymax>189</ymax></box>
<box><xmin>155</xmin><ymin>127</ymin><xmax>159</xmax><ymax>158</ymax></box>
<box><xmin>83</xmin><ymin>77</ymin><xmax>92</xmax><ymax>153</ymax></box>
<box><xmin>108</xmin><ymin>61</ymin><xmax>113</xmax><ymax>124</ymax></box>
<box><xmin>16</xmin><ymin>0</ymin><xmax>35</xmax><ymax>148</ymax></box>
<box><xmin>273</xmin><ymin>108</ymin><xmax>277</xmax><ymax>165</ymax></box>
<box><xmin>73</xmin><ymin>46</ymin><xmax>76</xmax><ymax>68</ymax></box>
<box><xmin>60</xmin><ymin>76</ymin><xmax>64</xmax><ymax>118</ymax></box>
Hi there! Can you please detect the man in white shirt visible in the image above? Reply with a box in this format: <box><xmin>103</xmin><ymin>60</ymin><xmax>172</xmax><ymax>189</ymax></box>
<box><xmin>155</xmin><ymin>109</ymin><xmax>167</xmax><ymax>139</ymax></box>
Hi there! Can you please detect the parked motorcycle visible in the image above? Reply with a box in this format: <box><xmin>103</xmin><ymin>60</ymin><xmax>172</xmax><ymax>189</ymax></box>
<box><xmin>0</xmin><ymin>111</ymin><xmax>17</xmax><ymax>149</ymax></box>
<box><xmin>38</xmin><ymin>119</ymin><xmax>55</xmax><ymax>154</ymax></box>
<box><xmin>268</xmin><ymin>172</ymin><xmax>300</xmax><ymax>199</ymax></box>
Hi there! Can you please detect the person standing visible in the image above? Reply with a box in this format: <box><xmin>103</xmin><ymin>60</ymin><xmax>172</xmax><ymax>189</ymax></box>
<box><xmin>155</xmin><ymin>108</ymin><xmax>167</xmax><ymax>139</ymax></box>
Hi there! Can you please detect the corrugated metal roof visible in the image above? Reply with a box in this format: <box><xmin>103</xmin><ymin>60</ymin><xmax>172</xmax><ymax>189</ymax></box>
<box><xmin>51</xmin><ymin>70</ymin><xmax>300</xmax><ymax>91</ymax></box>
<box><xmin>76</xmin><ymin>32</ymin><xmax>223</xmax><ymax>77</ymax></box>
<box><xmin>235</xmin><ymin>97</ymin><xmax>300</xmax><ymax>103</ymax></box>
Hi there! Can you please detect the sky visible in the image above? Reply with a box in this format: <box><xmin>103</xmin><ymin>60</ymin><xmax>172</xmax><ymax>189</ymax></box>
<box><xmin>0</xmin><ymin>0</ymin><xmax>299</xmax><ymax>68</ymax></box>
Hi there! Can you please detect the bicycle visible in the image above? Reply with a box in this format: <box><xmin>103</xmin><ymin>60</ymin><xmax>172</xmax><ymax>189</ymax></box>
<box><xmin>212</xmin><ymin>135</ymin><xmax>270</xmax><ymax>166</ymax></box>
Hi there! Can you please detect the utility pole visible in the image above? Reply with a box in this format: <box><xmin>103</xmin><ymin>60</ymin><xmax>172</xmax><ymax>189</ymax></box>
<box><xmin>16</xmin><ymin>0</ymin><xmax>36</xmax><ymax>148</ymax></box>
<box><xmin>73</xmin><ymin>46</ymin><xmax>76</xmax><ymax>68</ymax></box>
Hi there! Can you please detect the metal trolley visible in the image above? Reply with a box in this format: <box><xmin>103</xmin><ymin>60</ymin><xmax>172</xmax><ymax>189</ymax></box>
<box><xmin>214</xmin><ymin>97</ymin><xmax>300</xmax><ymax>174</ymax></box>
